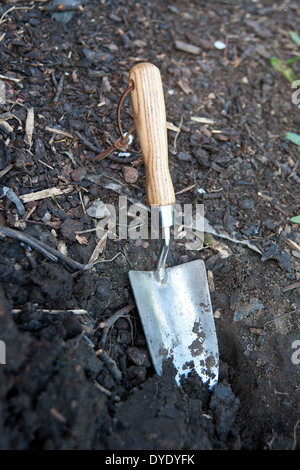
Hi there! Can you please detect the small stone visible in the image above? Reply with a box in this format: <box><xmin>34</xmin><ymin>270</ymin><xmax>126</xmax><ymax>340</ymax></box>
<box><xmin>178</xmin><ymin>151</ymin><xmax>192</xmax><ymax>161</ymax></box>
<box><xmin>60</xmin><ymin>217</ymin><xmax>83</xmax><ymax>242</ymax></box>
<box><xmin>174</xmin><ymin>40</ymin><xmax>200</xmax><ymax>55</ymax></box>
<box><xmin>102</xmin><ymin>76</ymin><xmax>111</xmax><ymax>92</ymax></box>
<box><xmin>62</xmin><ymin>316</ymin><xmax>83</xmax><ymax>339</ymax></box>
<box><xmin>233</xmin><ymin>298</ymin><xmax>265</xmax><ymax>322</ymax></box>
<box><xmin>41</xmin><ymin>212</ymin><xmax>51</xmax><ymax>223</ymax></box>
<box><xmin>213</xmin><ymin>40</ymin><xmax>226</xmax><ymax>50</ymax></box>
<box><xmin>71</xmin><ymin>168</ymin><xmax>86</xmax><ymax>182</ymax></box>
<box><xmin>122</xmin><ymin>166</ymin><xmax>138</xmax><ymax>184</ymax></box>
<box><xmin>0</xmin><ymin>140</ymin><xmax>9</xmax><ymax>170</ymax></box>
<box><xmin>245</xmin><ymin>19</ymin><xmax>273</xmax><ymax>39</ymax></box>
<box><xmin>193</xmin><ymin>148</ymin><xmax>210</xmax><ymax>168</ymax></box>
<box><xmin>134</xmin><ymin>39</ymin><xmax>147</xmax><ymax>48</ymax></box>
<box><xmin>86</xmin><ymin>200</ymin><xmax>110</xmax><ymax>219</ymax></box>
<box><xmin>126</xmin><ymin>346</ymin><xmax>151</xmax><ymax>367</ymax></box>
<box><xmin>210</xmin><ymin>383</ymin><xmax>240</xmax><ymax>441</ymax></box>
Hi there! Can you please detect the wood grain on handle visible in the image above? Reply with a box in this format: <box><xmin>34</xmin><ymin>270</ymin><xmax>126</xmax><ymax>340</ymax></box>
<box><xmin>129</xmin><ymin>63</ymin><xmax>175</xmax><ymax>207</ymax></box>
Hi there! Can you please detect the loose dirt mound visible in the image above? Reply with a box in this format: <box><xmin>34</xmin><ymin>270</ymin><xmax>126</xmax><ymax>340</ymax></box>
<box><xmin>0</xmin><ymin>0</ymin><xmax>299</xmax><ymax>450</ymax></box>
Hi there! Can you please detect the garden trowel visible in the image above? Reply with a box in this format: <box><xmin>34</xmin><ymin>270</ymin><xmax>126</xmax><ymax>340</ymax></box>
<box><xmin>128</xmin><ymin>63</ymin><xmax>218</xmax><ymax>388</ymax></box>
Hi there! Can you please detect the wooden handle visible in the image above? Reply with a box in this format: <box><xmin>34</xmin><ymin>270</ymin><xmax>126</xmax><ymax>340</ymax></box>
<box><xmin>129</xmin><ymin>63</ymin><xmax>175</xmax><ymax>207</ymax></box>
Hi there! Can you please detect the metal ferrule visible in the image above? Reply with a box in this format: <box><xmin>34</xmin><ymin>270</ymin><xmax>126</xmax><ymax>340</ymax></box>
<box><xmin>155</xmin><ymin>205</ymin><xmax>174</xmax><ymax>285</ymax></box>
<box><xmin>158</xmin><ymin>204</ymin><xmax>174</xmax><ymax>228</ymax></box>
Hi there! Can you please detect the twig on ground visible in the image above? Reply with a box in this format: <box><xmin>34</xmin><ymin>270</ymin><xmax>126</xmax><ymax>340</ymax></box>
<box><xmin>40</xmin><ymin>4</ymin><xmax>84</xmax><ymax>13</ymax></box>
<box><xmin>88</xmin><ymin>232</ymin><xmax>108</xmax><ymax>265</ymax></box>
<box><xmin>19</xmin><ymin>185</ymin><xmax>73</xmax><ymax>203</ymax></box>
<box><xmin>0</xmin><ymin>225</ymin><xmax>101</xmax><ymax>271</ymax></box>
<box><xmin>50</xmin><ymin>408</ymin><xmax>67</xmax><ymax>424</ymax></box>
<box><xmin>0</xmin><ymin>5</ymin><xmax>34</xmax><ymax>26</ymax></box>
<box><xmin>2</xmin><ymin>187</ymin><xmax>25</xmax><ymax>216</ymax></box>
<box><xmin>96</xmin><ymin>349</ymin><xmax>122</xmax><ymax>383</ymax></box>
<box><xmin>75</xmin><ymin>131</ymin><xmax>100</xmax><ymax>152</ymax></box>
<box><xmin>263</xmin><ymin>309</ymin><xmax>299</xmax><ymax>327</ymax></box>
<box><xmin>51</xmin><ymin>72</ymin><xmax>58</xmax><ymax>88</ymax></box>
<box><xmin>0</xmin><ymin>74</ymin><xmax>22</xmax><ymax>84</ymax></box>
<box><xmin>99</xmin><ymin>304</ymin><xmax>135</xmax><ymax>329</ymax></box>
<box><xmin>0</xmin><ymin>225</ymin><xmax>79</xmax><ymax>268</ymax></box>
<box><xmin>0</xmin><ymin>164</ymin><xmax>14</xmax><ymax>180</ymax></box>
<box><xmin>24</xmin><ymin>107</ymin><xmax>34</xmax><ymax>147</ymax></box>
<box><xmin>98</xmin><ymin>326</ymin><xmax>110</xmax><ymax>350</ymax></box>
<box><xmin>171</xmin><ymin>117</ymin><xmax>182</xmax><ymax>150</ymax></box>
<box><xmin>75</xmin><ymin>131</ymin><xmax>141</xmax><ymax>164</ymax></box>
<box><xmin>285</xmin><ymin>238</ymin><xmax>300</xmax><ymax>252</ymax></box>
<box><xmin>94</xmin><ymin>380</ymin><xmax>120</xmax><ymax>401</ymax></box>
<box><xmin>98</xmin><ymin>304</ymin><xmax>135</xmax><ymax>349</ymax></box>
<box><xmin>282</xmin><ymin>282</ymin><xmax>300</xmax><ymax>293</ymax></box>
<box><xmin>175</xmin><ymin>184</ymin><xmax>196</xmax><ymax>195</ymax></box>
<box><xmin>257</xmin><ymin>191</ymin><xmax>290</xmax><ymax>217</ymax></box>
<box><xmin>45</xmin><ymin>127</ymin><xmax>73</xmax><ymax>139</ymax></box>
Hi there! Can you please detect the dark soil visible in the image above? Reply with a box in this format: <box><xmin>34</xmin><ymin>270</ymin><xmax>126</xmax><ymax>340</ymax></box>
<box><xmin>0</xmin><ymin>0</ymin><xmax>299</xmax><ymax>450</ymax></box>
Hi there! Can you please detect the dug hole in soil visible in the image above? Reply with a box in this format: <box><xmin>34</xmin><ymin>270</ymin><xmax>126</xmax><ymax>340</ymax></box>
<box><xmin>0</xmin><ymin>0</ymin><xmax>299</xmax><ymax>450</ymax></box>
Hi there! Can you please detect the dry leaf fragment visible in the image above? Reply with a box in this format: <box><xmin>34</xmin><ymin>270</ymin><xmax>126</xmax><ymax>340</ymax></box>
<box><xmin>177</xmin><ymin>79</ymin><xmax>193</xmax><ymax>94</ymax></box>
<box><xmin>122</xmin><ymin>166</ymin><xmax>138</xmax><ymax>184</ymax></box>
<box><xmin>89</xmin><ymin>232</ymin><xmax>108</xmax><ymax>264</ymax></box>
<box><xmin>0</xmin><ymin>120</ymin><xmax>13</xmax><ymax>133</ymax></box>
<box><xmin>166</xmin><ymin>121</ymin><xmax>181</xmax><ymax>133</ymax></box>
<box><xmin>191</xmin><ymin>116</ymin><xmax>215</xmax><ymax>124</ymax></box>
<box><xmin>19</xmin><ymin>186</ymin><xmax>73</xmax><ymax>203</ymax></box>
<box><xmin>174</xmin><ymin>40</ymin><xmax>200</xmax><ymax>55</ymax></box>
<box><xmin>75</xmin><ymin>234</ymin><xmax>89</xmax><ymax>245</ymax></box>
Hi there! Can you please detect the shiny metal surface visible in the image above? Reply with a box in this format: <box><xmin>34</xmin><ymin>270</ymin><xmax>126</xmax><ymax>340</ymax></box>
<box><xmin>129</xmin><ymin>259</ymin><xmax>219</xmax><ymax>388</ymax></box>
<box><xmin>155</xmin><ymin>226</ymin><xmax>171</xmax><ymax>284</ymax></box>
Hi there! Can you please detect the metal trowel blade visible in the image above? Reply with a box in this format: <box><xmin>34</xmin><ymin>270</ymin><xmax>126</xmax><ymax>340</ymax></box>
<box><xmin>129</xmin><ymin>259</ymin><xmax>219</xmax><ymax>388</ymax></box>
